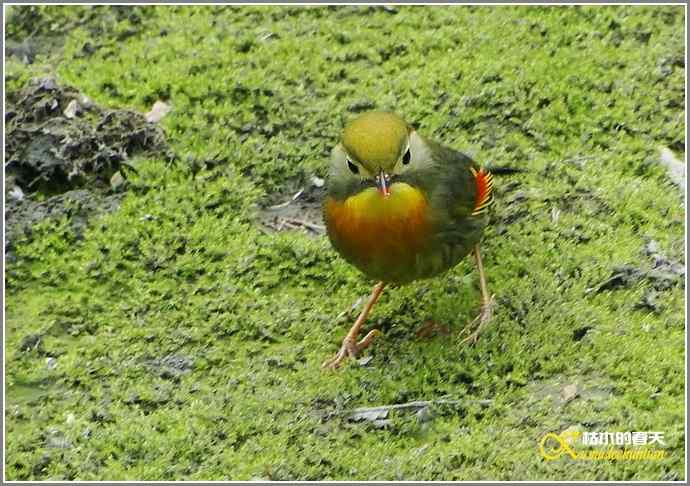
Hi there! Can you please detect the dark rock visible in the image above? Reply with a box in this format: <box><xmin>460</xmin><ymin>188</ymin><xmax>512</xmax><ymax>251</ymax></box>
<box><xmin>589</xmin><ymin>265</ymin><xmax>645</xmax><ymax>293</ymax></box>
<box><xmin>90</xmin><ymin>408</ymin><xmax>114</xmax><ymax>423</ymax></box>
<box><xmin>149</xmin><ymin>354</ymin><xmax>195</xmax><ymax>379</ymax></box>
<box><xmin>6</xmin><ymin>39</ymin><xmax>37</xmax><ymax>64</ymax></box>
<box><xmin>634</xmin><ymin>30</ymin><xmax>652</xmax><ymax>44</ymax></box>
<box><xmin>484</xmin><ymin>164</ymin><xmax>527</xmax><ymax>175</ymax></box>
<box><xmin>644</xmin><ymin>239</ymin><xmax>685</xmax><ymax>276</ymax></box>
<box><xmin>18</xmin><ymin>333</ymin><xmax>42</xmax><ymax>352</ymax></box>
<box><xmin>588</xmin><ymin>263</ymin><xmax>682</xmax><ymax>295</ymax></box>
<box><xmin>572</xmin><ymin>326</ymin><xmax>593</xmax><ymax>341</ymax></box>
<box><xmin>646</xmin><ymin>269</ymin><xmax>682</xmax><ymax>291</ymax></box>
<box><xmin>634</xmin><ymin>290</ymin><xmax>661</xmax><ymax>314</ymax></box>
<box><xmin>32</xmin><ymin>453</ymin><xmax>51</xmax><ymax>476</ymax></box>
<box><xmin>347</xmin><ymin>99</ymin><xmax>376</xmax><ymax>112</ymax></box>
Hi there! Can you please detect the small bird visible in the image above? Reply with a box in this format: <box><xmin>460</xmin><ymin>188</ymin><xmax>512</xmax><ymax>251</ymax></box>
<box><xmin>322</xmin><ymin>111</ymin><xmax>495</xmax><ymax>369</ymax></box>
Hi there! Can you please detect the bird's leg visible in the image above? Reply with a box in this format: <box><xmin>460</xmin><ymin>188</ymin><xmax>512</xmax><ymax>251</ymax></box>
<box><xmin>322</xmin><ymin>281</ymin><xmax>386</xmax><ymax>370</ymax></box>
<box><xmin>460</xmin><ymin>244</ymin><xmax>494</xmax><ymax>345</ymax></box>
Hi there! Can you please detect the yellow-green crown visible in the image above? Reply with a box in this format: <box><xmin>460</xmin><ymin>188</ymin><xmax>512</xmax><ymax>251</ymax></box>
<box><xmin>342</xmin><ymin>111</ymin><xmax>410</xmax><ymax>172</ymax></box>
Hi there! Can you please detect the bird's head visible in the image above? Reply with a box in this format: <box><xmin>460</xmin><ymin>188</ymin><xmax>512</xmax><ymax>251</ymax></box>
<box><xmin>329</xmin><ymin>111</ymin><xmax>421</xmax><ymax>198</ymax></box>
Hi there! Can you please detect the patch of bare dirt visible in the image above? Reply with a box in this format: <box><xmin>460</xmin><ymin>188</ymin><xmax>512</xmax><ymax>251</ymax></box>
<box><xmin>258</xmin><ymin>181</ymin><xmax>326</xmax><ymax>236</ymax></box>
<box><xmin>4</xmin><ymin>76</ymin><xmax>172</xmax><ymax>258</ymax></box>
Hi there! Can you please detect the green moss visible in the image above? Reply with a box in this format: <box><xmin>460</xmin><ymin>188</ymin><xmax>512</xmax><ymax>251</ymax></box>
<box><xmin>5</xmin><ymin>5</ymin><xmax>685</xmax><ymax>481</ymax></box>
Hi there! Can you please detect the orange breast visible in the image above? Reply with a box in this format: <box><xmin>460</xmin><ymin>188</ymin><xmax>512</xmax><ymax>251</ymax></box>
<box><xmin>324</xmin><ymin>183</ymin><xmax>433</xmax><ymax>281</ymax></box>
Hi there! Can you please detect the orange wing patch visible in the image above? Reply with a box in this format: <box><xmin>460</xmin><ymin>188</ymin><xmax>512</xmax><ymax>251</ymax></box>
<box><xmin>470</xmin><ymin>166</ymin><xmax>494</xmax><ymax>216</ymax></box>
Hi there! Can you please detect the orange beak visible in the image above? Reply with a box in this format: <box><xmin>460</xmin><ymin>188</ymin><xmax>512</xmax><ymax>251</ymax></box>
<box><xmin>377</xmin><ymin>170</ymin><xmax>390</xmax><ymax>197</ymax></box>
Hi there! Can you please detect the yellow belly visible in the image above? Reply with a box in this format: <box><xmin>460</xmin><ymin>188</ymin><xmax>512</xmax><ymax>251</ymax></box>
<box><xmin>324</xmin><ymin>183</ymin><xmax>433</xmax><ymax>282</ymax></box>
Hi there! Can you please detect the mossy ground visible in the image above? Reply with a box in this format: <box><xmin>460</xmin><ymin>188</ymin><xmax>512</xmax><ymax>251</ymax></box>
<box><xmin>4</xmin><ymin>5</ymin><xmax>685</xmax><ymax>481</ymax></box>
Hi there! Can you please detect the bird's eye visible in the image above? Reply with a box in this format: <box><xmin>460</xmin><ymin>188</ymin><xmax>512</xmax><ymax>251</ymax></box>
<box><xmin>402</xmin><ymin>148</ymin><xmax>411</xmax><ymax>165</ymax></box>
<box><xmin>346</xmin><ymin>158</ymin><xmax>359</xmax><ymax>174</ymax></box>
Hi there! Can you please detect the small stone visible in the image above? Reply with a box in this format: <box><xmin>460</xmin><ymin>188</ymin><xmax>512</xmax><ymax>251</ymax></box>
<box><xmin>508</xmin><ymin>191</ymin><xmax>528</xmax><ymax>203</ymax></box>
<box><xmin>36</xmin><ymin>77</ymin><xmax>58</xmax><ymax>91</ymax></box>
<box><xmin>110</xmin><ymin>171</ymin><xmax>126</xmax><ymax>191</ymax></box>
<box><xmin>46</xmin><ymin>357</ymin><xmax>58</xmax><ymax>370</ymax></box>
<box><xmin>10</xmin><ymin>405</ymin><xmax>24</xmax><ymax>419</ymax></box>
<box><xmin>414</xmin><ymin>444</ymin><xmax>430</xmax><ymax>456</ymax></box>
<box><xmin>550</xmin><ymin>207</ymin><xmax>560</xmax><ymax>223</ymax></box>
<box><xmin>645</xmin><ymin>239</ymin><xmax>661</xmax><ymax>255</ymax></box>
<box><xmin>372</xmin><ymin>418</ymin><xmax>392</xmax><ymax>429</ymax></box>
<box><xmin>357</xmin><ymin>355</ymin><xmax>373</xmax><ymax>367</ymax></box>
<box><xmin>8</xmin><ymin>186</ymin><xmax>24</xmax><ymax>201</ymax></box>
<box><xmin>161</xmin><ymin>354</ymin><xmax>194</xmax><ymax>372</ymax></box>
<box><xmin>416</xmin><ymin>406</ymin><xmax>434</xmax><ymax>423</ymax></box>
<box><xmin>561</xmin><ymin>383</ymin><xmax>579</xmax><ymax>403</ymax></box>
<box><xmin>657</xmin><ymin>147</ymin><xmax>685</xmax><ymax>195</ymax></box>
<box><xmin>349</xmin><ymin>408</ymin><xmax>388</xmax><ymax>422</ymax></box>
<box><xmin>311</xmin><ymin>176</ymin><xmax>325</xmax><ymax>188</ymax></box>
<box><xmin>79</xmin><ymin>93</ymin><xmax>93</xmax><ymax>109</ymax></box>
<box><xmin>63</xmin><ymin>99</ymin><xmax>80</xmax><ymax>119</ymax></box>
<box><xmin>46</xmin><ymin>429</ymin><xmax>71</xmax><ymax>449</ymax></box>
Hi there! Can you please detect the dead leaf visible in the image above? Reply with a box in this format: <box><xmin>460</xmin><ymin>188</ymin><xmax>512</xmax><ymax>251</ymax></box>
<box><xmin>145</xmin><ymin>100</ymin><xmax>172</xmax><ymax>123</ymax></box>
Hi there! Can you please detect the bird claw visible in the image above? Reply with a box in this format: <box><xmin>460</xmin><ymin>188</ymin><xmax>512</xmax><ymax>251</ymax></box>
<box><xmin>459</xmin><ymin>294</ymin><xmax>495</xmax><ymax>346</ymax></box>
<box><xmin>321</xmin><ymin>329</ymin><xmax>381</xmax><ymax>370</ymax></box>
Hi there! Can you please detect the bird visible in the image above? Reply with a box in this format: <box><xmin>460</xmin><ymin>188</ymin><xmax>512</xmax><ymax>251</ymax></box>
<box><xmin>321</xmin><ymin>111</ymin><xmax>495</xmax><ymax>370</ymax></box>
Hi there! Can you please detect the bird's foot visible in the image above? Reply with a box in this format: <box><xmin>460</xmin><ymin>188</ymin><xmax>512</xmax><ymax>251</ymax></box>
<box><xmin>459</xmin><ymin>294</ymin><xmax>495</xmax><ymax>345</ymax></box>
<box><xmin>415</xmin><ymin>320</ymin><xmax>451</xmax><ymax>339</ymax></box>
<box><xmin>321</xmin><ymin>329</ymin><xmax>381</xmax><ymax>370</ymax></box>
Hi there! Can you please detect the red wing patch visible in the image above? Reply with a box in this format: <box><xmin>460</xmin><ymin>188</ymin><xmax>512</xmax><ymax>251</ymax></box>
<box><xmin>470</xmin><ymin>166</ymin><xmax>494</xmax><ymax>216</ymax></box>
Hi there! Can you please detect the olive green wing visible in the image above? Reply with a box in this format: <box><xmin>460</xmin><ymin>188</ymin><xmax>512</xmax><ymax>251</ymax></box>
<box><xmin>419</xmin><ymin>138</ymin><xmax>493</xmax><ymax>220</ymax></box>
<box><xmin>420</xmin><ymin>139</ymin><xmax>494</xmax><ymax>265</ymax></box>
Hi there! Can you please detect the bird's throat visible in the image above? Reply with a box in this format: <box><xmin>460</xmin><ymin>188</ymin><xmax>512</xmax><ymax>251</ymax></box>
<box><xmin>324</xmin><ymin>183</ymin><xmax>432</xmax><ymax>279</ymax></box>
<box><xmin>340</xmin><ymin>182</ymin><xmax>427</xmax><ymax>220</ymax></box>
